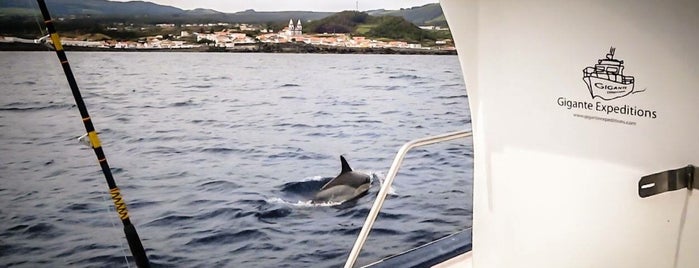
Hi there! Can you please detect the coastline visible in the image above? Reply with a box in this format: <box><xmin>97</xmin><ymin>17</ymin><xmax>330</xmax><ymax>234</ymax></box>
<box><xmin>0</xmin><ymin>42</ymin><xmax>457</xmax><ymax>55</ymax></box>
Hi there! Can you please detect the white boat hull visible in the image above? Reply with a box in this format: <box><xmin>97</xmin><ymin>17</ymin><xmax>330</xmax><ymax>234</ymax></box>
<box><xmin>441</xmin><ymin>0</ymin><xmax>699</xmax><ymax>267</ymax></box>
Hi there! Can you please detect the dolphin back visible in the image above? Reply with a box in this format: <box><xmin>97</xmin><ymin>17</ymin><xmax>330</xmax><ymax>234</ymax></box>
<box><xmin>320</xmin><ymin>156</ymin><xmax>369</xmax><ymax>190</ymax></box>
<box><xmin>321</xmin><ymin>172</ymin><xmax>369</xmax><ymax>190</ymax></box>
<box><xmin>313</xmin><ymin>184</ymin><xmax>370</xmax><ymax>203</ymax></box>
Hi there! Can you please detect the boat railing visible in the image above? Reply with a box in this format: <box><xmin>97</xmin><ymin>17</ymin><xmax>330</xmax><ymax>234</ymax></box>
<box><xmin>344</xmin><ymin>130</ymin><xmax>473</xmax><ymax>268</ymax></box>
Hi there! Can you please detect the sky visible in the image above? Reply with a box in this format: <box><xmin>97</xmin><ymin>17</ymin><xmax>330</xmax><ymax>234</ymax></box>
<box><xmin>110</xmin><ymin>0</ymin><xmax>439</xmax><ymax>13</ymax></box>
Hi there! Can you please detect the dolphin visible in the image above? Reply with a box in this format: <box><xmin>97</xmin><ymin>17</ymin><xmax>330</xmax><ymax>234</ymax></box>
<box><xmin>313</xmin><ymin>156</ymin><xmax>371</xmax><ymax>204</ymax></box>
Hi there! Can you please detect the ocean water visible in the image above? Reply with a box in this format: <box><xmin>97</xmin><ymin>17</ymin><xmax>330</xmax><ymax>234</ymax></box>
<box><xmin>0</xmin><ymin>52</ymin><xmax>473</xmax><ymax>268</ymax></box>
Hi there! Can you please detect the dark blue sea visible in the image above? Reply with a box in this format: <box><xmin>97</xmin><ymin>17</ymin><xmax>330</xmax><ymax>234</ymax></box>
<box><xmin>0</xmin><ymin>51</ymin><xmax>472</xmax><ymax>267</ymax></box>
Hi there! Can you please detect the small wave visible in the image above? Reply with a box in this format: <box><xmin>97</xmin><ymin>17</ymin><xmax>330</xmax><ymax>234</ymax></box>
<box><xmin>59</xmin><ymin>203</ymin><xmax>95</xmax><ymax>213</ymax></box>
<box><xmin>221</xmin><ymin>98</ymin><xmax>239</xmax><ymax>103</ymax></box>
<box><xmin>186</xmin><ymin>229</ymin><xmax>268</xmax><ymax>246</ymax></box>
<box><xmin>12</xmin><ymin>81</ymin><xmax>36</xmax><ymax>85</ymax></box>
<box><xmin>115</xmin><ymin>117</ymin><xmax>130</xmax><ymax>122</ymax></box>
<box><xmin>255</xmin><ymin>207</ymin><xmax>292</xmax><ymax>220</ymax></box>
<box><xmin>441</xmin><ymin>83</ymin><xmax>462</xmax><ymax>87</ymax></box>
<box><xmin>129</xmin><ymin>200</ymin><xmax>160</xmax><ymax>210</ymax></box>
<box><xmin>68</xmin><ymin>254</ymin><xmax>134</xmax><ymax>267</ymax></box>
<box><xmin>280</xmin><ymin>96</ymin><xmax>306</xmax><ymax>100</ymax></box>
<box><xmin>388</xmin><ymin>74</ymin><xmax>421</xmax><ymax>79</ymax></box>
<box><xmin>273</xmin><ymin>123</ymin><xmax>311</xmax><ymax>128</ymax></box>
<box><xmin>331</xmin><ymin>100</ymin><xmax>366</xmax><ymax>107</ymax></box>
<box><xmin>197</xmin><ymin>181</ymin><xmax>242</xmax><ymax>195</ymax></box>
<box><xmin>1</xmin><ymin>243</ymin><xmax>42</xmax><ymax>261</ymax></box>
<box><xmin>198</xmin><ymin>180</ymin><xmax>240</xmax><ymax>188</ymax></box>
<box><xmin>266</xmin><ymin>197</ymin><xmax>341</xmax><ymax>208</ymax></box>
<box><xmin>171</xmin><ymin>100</ymin><xmax>197</xmax><ymax>107</ymax></box>
<box><xmin>191</xmin><ymin>119</ymin><xmax>218</xmax><ymax>125</ymax></box>
<box><xmin>23</xmin><ymin>222</ymin><xmax>60</xmax><ymax>239</ymax></box>
<box><xmin>419</xmin><ymin>218</ymin><xmax>454</xmax><ymax>225</ymax></box>
<box><xmin>8</xmin><ymin>224</ymin><xmax>29</xmax><ymax>232</ymax></box>
<box><xmin>232</xmin><ymin>242</ymin><xmax>285</xmax><ymax>254</ymax></box>
<box><xmin>434</xmin><ymin>94</ymin><xmax>468</xmax><ymax>99</ymax></box>
<box><xmin>0</xmin><ymin>103</ymin><xmax>73</xmax><ymax>112</ymax></box>
<box><xmin>146</xmin><ymin>215</ymin><xmax>194</xmax><ymax>227</ymax></box>
<box><xmin>402</xmin><ymin>229</ymin><xmax>443</xmax><ymax>246</ymax></box>
<box><xmin>199</xmin><ymin>207</ymin><xmax>245</xmax><ymax>220</ymax></box>
<box><xmin>142</xmin><ymin>146</ymin><xmax>183</xmax><ymax>155</ymax></box>
<box><xmin>267</xmin><ymin>151</ymin><xmax>326</xmax><ymax>161</ymax></box>
<box><xmin>346</xmin><ymin>119</ymin><xmax>382</xmax><ymax>124</ymax></box>
<box><xmin>366</xmin><ymin>227</ymin><xmax>402</xmax><ymax>236</ymax></box>
<box><xmin>203</xmin><ymin>76</ymin><xmax>230</xmax><ymax>81</ymax></box>
<box><xmin>337</xmin><ymin>226</ymin><xmax>402</xmax><ymax>236</ymax></box>
<box><xmin>184</xmin><ymin>85</ymin><xmax>213</xmax><ymax>89</ymax></box>
<box><xmin>313</xmin><ymin>124</ymin><xmax>351</xmax><ymax>129</ymax></box>
<box><xmin>229</xmin><ymin>101</ymin><xmax>274</xmax><ymax>108</ymax></box>
<box><xmin>280</xmin><ymin>83</ymin><xmax>300</xmax><ymax>87</ymax></box>
<box><xmin>200</xmin><ymin>147</ymin><xmax>238</xmax><ymax>154</ymax></box>
<box><xmin>147</xmin><ymin>254</ymin><xmax>194</xmax><ymax>267</ymax></box>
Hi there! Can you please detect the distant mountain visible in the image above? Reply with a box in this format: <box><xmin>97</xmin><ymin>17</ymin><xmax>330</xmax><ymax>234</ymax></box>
<box><xmin>0</xmin><ymin>0</ymin><xmax>183</xmax><ymax>16</ymax></box>
<box><xmin>367</xmin><ymin>3</ymin><xmax>447</xmax><ymax>26</ymax></box>
<box><xmin>184</xmin><ymin>8</ymin><xmax>225</xmax><ymax>16</ymax></box>
<box><xmin>0</xmin><ymin>1</ymin><xmax>444</xmax><ymax>26</ymax></box>
<box><xmin>0</xmin><ymin>1</ymin><xmax>333</xmax><ymax>23</ymax></box>
<box><xmin>213</xmin><ymin>10</ymin><xmax>333</xmax><ymax>24</ymax></box>
<box><xmin>0</xmin><ymin>1</ymin><xmax>334</xmax><ymax>23</ymax></box>
<box><xmin>0</xmin><ymin>0</ymin><xmax>448</xmax><ymax>41</ymax></box>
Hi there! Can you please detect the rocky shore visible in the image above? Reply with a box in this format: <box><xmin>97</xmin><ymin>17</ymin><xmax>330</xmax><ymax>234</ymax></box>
<box><xmin>0</xmin><ymin>42</ymin><xmax>456</xmax><ymax>55</ymax></box>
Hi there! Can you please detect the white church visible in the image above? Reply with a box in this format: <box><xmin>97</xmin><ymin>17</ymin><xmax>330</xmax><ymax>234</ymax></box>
<box><xmin>285</xmin><ymin>19</ymin><xmax>302</xmax><ymax>37</ymax></box>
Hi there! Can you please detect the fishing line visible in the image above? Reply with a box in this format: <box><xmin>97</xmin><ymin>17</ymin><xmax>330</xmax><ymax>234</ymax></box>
<box><xmin>102</xmin><ymin>193</ymin><xmax>133</xmax><ymax>268</ymax></box>
<box><xmin>28</xmin><ymin>0</ymin><xmax>46</xmax><ymax>35</ymax></box>
<box><xmin>28</xmin><ymin>0</ymin><xmax>50</xmax><ymax>48</ymax></box>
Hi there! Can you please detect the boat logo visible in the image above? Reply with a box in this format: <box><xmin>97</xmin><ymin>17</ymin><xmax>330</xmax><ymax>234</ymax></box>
<box><xmin>582</xmin><ymin>47</ymin><xmax>642</xmax><ymax>100</ymax></box>
<box><xmin>556</xmin><ymin>47</ymin><xmax>658</xmax><ymax>124</ymax></box>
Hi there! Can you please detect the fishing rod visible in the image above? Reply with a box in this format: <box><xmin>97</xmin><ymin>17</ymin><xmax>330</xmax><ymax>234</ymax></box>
<box><xmin>35</xmin><ymin>1</ymin><xmax>150</xmax><ymax>267</ymax></box>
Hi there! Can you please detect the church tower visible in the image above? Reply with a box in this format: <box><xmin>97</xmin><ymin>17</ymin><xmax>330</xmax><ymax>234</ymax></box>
<box><xmin>287</xmin><ymin>19</ymin><xmax>294</xmax><ymax>36</ymax></box>
<box><xmin>295</xmin><ymin>20</ymin><xmax>302</xmax><ymax>36</ymax></box>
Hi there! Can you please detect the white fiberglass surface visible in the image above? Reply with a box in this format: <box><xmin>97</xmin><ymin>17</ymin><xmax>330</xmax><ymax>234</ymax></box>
<box><xmin>441</xmin><ymin>0</ymin><xmax>699</xmax><ymax>267</ymax></box>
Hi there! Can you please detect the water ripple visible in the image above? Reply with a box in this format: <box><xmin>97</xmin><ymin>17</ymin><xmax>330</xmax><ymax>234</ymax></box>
<box><xmin>0</xmin><ymin>52</ymin><xmax>472</xmax><ymax>268</ymax></box>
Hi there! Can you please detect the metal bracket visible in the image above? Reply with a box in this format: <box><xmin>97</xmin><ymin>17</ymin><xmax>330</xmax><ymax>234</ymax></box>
<box><xmin>77</xmin><ymin>133</ymin><xmax>92</xmax><ymax>148</ymax></box>
<box><xmin>639</xmin><ymin>165</ymin><xmax>697</xmax><ymax>198</ymax></box>
<box><xmin>36</xmin><ymin>34</ymin><xmax>55</xmax><ymax>50</ymax></box>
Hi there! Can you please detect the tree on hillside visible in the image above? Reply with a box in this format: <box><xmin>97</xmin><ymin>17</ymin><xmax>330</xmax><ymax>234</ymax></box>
<box><xmin>366</xmin><ymin>16</ymin><xmax>428</xmax><ymax>41</ymax></box>
<box><xmin>306</xmin><ymin>11</ymin><xmax>369</xmax><ymax>34</ymax></box>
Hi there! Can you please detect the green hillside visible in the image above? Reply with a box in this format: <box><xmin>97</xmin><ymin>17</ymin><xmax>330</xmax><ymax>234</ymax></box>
<box><xmin>367</xmin><ymin>3</ymin><xmax>447</xmax><ymax>26</ymax></box>
<box><xmin>304</xmin><ymin>11</ymin><xmax>442</xmax><ymax>43</ymax></box>
<box><xmin>0</xmin><ymin>7</ymin><xmax>39</xmax><ymax>17</ymax></box>
<box><xmin>305</xmin><ymin>11</ymin><xmax>369</xmax><ymax>33</ymax></box>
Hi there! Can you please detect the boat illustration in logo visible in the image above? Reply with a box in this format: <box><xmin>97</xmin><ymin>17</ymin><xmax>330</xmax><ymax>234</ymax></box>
<box><xmin>582</xmin><ymin>47</ymin><xmax>635</xmax><ymax>100</ymax></box>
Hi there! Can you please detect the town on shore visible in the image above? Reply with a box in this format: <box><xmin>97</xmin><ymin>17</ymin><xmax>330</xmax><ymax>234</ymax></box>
<box><xmin>0</xmin><ymin>19</ymin><xmax>456</xmax><ymax>55</ymax></box>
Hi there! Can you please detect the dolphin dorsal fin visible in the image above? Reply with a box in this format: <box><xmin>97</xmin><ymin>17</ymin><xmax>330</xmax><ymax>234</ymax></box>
<box><xmin>340</xmin><ymin>155</ymin><xmax>352</xmax><ymax>174</ymax></box>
